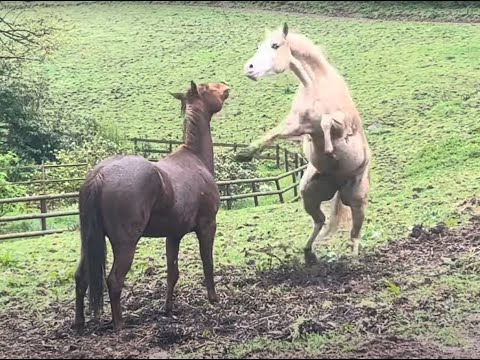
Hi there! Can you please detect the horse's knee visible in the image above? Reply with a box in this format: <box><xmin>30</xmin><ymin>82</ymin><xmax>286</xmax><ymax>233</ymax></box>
<box><xmin>107</xmin><ymin>272</ymin><xmax>121</xmax><ymax>300</ymax></box>
<box><xmin>302</xmin><ymin>199</ymin><xmax>322</xmax><ymax>219</ymax></box>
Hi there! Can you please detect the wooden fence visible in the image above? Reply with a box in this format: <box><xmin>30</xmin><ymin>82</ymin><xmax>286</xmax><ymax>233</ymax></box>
<box><xmin>132</xmin><ymin>137</ymin><xmax>286</xmax><ymax>168</ymax></box>
<box><xmin>0</xmin><ymin>139</ymin><xmax>307</xmax><ymax>241</ymax></box>
<box><xmin>0</xmin><ymin>162</ymin><xmax>89</xmax><ymax>190</ymax></box>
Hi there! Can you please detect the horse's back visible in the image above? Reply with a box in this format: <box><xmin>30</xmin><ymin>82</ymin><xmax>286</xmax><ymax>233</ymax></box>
<box><xmin>85</xmin><ymin>155</ymin><xmax>165</xmax><ymax>237</ymax></box>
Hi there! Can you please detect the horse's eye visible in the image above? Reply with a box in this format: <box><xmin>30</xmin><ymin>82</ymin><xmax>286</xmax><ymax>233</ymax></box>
<box><xmin>272</xmin><ymin>43</ymin><xmax>279</xmax><ymax>50</ymax></box>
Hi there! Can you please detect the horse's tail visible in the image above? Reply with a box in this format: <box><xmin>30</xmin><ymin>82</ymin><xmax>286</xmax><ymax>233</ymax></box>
<box><xmin>79</xmin><ymin>175</ymin><xmax>106</xmax><ymax>318</ymax></box>
<box><xmin>322</xmin><ymin>192</ymin><xmax>351</xmax><ymax>238</ymax></box>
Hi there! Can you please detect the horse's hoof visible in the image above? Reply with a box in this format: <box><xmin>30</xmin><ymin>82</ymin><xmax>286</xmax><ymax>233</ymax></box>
<box><xmin>350</xmin><ymin>254</ymin><xmax>360</xmax><ymax>266</ymax></box>
<box><xmin>304</xmin><ymin>249</ymin><xmax>318</xmax><ymax>266</ymax></box>
<box><xmin>72</xmin><ymin>321</ymin><xmax>85</xmax><ymax>335</ymax></box>
<box><xmin>164</xmin><ymin>302</ymin><xmax>173</xmax><ymax>316</ymax></box>
<box><xmin>235</xmin><ymin>150</ymin><xmax>254</xmax><ymax>162</ymax></box>
<box><xmin>113</xmin><ymin>321</ymin><xmax>125</xmax><ymax>333</ymax></box>
<box><xmin>208</xmin><ymin>292</ymin><xmax>219</xmax><ymax>304</ymax></box>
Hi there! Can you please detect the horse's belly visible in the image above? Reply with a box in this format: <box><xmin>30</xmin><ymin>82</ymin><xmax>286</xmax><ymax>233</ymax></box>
<box><xmin>142</xmin><ymin>215</ymin><xmax>194</xmax><ymax>238</ymax></box>
<box><xmin>310</xmin><ymin>137</ymin><xmax>368</xmax><ymax>177</ymax></box>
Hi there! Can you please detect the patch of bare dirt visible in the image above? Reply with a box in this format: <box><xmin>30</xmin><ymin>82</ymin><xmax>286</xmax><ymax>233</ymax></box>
<box><xmin>2</xmin><ymin>218</ymin><xmax>480</xmax><ymax>359</ymax></box>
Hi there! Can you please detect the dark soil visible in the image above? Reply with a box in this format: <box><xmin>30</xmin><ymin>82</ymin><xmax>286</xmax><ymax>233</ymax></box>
<box><xmin>2</xmin><ymin>218</ymin><xmax>480</xmax><ymax>359</ymax></box>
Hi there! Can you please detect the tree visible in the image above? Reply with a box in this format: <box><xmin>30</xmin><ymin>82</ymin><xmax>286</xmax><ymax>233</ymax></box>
<box><xmin>0</xmin><ymin>6</ymin><xmax>68</xmax><ymax>162</ymax></box>
<box><xmin>0</xmin><ymin>5</ymin><xmax>61</xmax><ymax>61</ymax></box>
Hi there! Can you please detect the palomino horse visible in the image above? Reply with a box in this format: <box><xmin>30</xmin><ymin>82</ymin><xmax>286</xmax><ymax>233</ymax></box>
<box><xmin>237</xmin><ymin>24</ymin><xmax>371</xmax><ymax>263</ymax></box>
<box><xmin>74</xmin><ymin>81</ymin><xmax>230</xmax><ymax>332</ymax></box>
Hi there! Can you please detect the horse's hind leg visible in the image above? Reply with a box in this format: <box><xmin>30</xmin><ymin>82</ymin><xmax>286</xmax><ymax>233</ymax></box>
<box><xmin>196</xmin><ymin>221</ymin><xmax>218</xmax><ymax>305</ymax></box>
<box><xmin>340</xmin><ymin>167</ymin><xmax>369</xmax><ymax>258</ymax></box>
<box><xmin>165</xmin><ymin>236</ymin><xmax>181</xmax><ymax>315</ymax></box>
<box><xmin>74</xmin><ymin>255</ymin><xmax>88</xmax><ymax>331</ymax></box>
<box><xmin>107</xmin><ymin>239</ymin><xmax>139</xmax><ymax>332</ymax></box>
<box><xmin>350</xmin><ymin>203</ymin><xmax>366</xmax><ymax>258</ymax></box>
<box><xmin>300</xmin><ymin>165</ymin><xmax>336</xmax><ymax>264</ymax></box>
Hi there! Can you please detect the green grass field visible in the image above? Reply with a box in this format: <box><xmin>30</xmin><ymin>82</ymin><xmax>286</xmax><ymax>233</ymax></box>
<box><xmin>25</xmin><ymin>0</ymin><xmax>480</xmax><ymax>238</ymax></box>
<box><xmin>1</xmin><ymin>1</ymin><xmax>480</xmax><ymax>358</ymax></box>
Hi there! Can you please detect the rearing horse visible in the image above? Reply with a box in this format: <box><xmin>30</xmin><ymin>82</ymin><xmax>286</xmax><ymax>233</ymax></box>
<box><xmin>237</xmin><ymin>24</ymin><xmax>371</xmax><ymax>263</ymax></box>
<box><xmin>74</xmin><ymin>81</ymin><xmax>230</xmax><ymax>332</ymax></box>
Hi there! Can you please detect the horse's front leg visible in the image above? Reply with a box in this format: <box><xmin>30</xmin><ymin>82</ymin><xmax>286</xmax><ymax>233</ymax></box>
<box><xmin>165</xmin><ymin>236</ymin><xmax>181</xmax><ymax>315</ymax></box>
<box><xmin>235</xmin><ymin>113</ymin><xmax>304</xmax><ymax>162</ymax></box>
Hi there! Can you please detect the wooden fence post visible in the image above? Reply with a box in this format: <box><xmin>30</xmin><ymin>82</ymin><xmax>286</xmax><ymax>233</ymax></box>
<box><xmin>252</xmin><ymin>181</ymin><xmax>259</xmax><ymax>207</ymax></box>
<box><xmin>293</xmin><ymin>153</ymin><xmax>299</xmax><ymax>198</ymax></box>
<box><xmin>275</xmin><ymin>179</ymin><xmax>284</xmax><ymax>203</ymax></box>
<box><xmin>226</xmin><ymin>184</ymin><xmax>232</xmax><ymax>210</ymax></box>
<box><xmin>276</xmin><ymin>145</ymin><xmax>281</xmax><ymax>169</ymax></box>
<box><xmin>40</xmin><ymin>162</ymin><xmax>47</xmax><ymax>231</ymax></box>
<box><xmin>40</xmin><ymin>199</ymin><xmax>47</xmax><ymax>231</ymax></box>
<box><xmin>284</xmin><ymin>149</ymin><xmax>289</xmax><ymax>172</ymax></box>
<box><xmin>133</xmin><ymin>139</ymin><xmax>138</xmax><ymax>154</ymax></box>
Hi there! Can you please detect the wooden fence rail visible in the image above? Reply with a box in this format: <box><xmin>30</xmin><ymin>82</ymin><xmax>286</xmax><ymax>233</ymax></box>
<box><xmin>132</xmin><ymin>138</ymin><xmax>290</xmax><ymax>169</ymax></box>
<box><xmin>1</xmin><ymin>138</ymin><xmax>307</xmax><ymax>241</ymax></box>
<box><xmin>0</xmin><ymin>165</ymin><xmax>307</xmax><ymax>241</ymax></box>
<box><xmin>0</xmin><ymin>163</ymin><xmax>89</xmax><ymax>190</ymax></box>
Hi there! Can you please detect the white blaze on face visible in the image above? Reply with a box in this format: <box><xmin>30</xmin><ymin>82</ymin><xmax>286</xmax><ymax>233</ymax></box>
<box><xmin>244</xmin><ymin>30</ymin><xmax>282</xmax><ymax>80</ymax></box>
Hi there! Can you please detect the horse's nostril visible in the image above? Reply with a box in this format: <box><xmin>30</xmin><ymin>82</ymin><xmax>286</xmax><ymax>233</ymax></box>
<box><xmin>249</xmin><ymin>64</ymin><xmax>253</xmax><ymax>69</ymax></box>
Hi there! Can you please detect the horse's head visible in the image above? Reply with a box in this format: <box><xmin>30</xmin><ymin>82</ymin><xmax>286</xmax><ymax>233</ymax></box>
<box><xmin>171</xmin><ymin>81</ymin><xmax>230</xmax><ymax>115</ymax></box>
<box><xmin>244</xmin><ymin>23</ymin><xmax>291</xmax><ymax>81</ymax></box>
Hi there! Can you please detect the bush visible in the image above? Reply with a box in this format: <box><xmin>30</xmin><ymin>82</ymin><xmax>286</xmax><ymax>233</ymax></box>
<box><xmin>214</xmin><ymin>151</ymin><xmax>260</xmax><ymax>196</ymax></box>
<box><xmin>27</xmin><ymin>121</ymin><xmax>132</xmax><ymax>208</ymax></box>
<box><xmin>0</xmin><ymin>153</ymin><xmax>28</xmax><ymax>216</ymax></box>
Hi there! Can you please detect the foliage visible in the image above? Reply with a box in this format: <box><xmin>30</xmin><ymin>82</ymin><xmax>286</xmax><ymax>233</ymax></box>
<box><xmin>0</xmin><ymin>1</ymin><xmax>478</xmax><ymax>239</ymax></box>
<box><xmin>27</xmin><ymin>120</ymin><xmax>131</xmax><ymax>208</ymax></box>
<box><xmin>0</xmin><ymin>152</ymin><xmax>27</xmax><ymax>216</ymax></box>
<box><xmin>214</xmin><ymin>151</ymin><xmax>260</xmax><ymax>195</ymax></box>
<box><xmin>0</xmin><ymin>8</ymin><xmax>70</xmax><ymax>163</ymax></box>
<box><xmin>0</xmin><ymin>75</ymin><xmax>61</xmax><ymax>163</ymax></box>
<box><xmin>0</xmin><ymin>6</ymin><xmax>63</xmax><ymax>61</ymax></box>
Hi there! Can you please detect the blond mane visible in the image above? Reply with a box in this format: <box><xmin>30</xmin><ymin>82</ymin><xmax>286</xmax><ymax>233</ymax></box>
<box><xmin>286</xmin><ymin>31</ymin><xmax>331</xmax><ymax>75</ymax></box>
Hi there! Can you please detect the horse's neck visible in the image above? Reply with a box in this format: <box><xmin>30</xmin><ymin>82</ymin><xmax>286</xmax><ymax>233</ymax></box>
<box><xmin>288</xmin><ymin>34</ymin><xmax>330</xmax><ymax>78</ymax></box>
<box><xmin>184</xmin><ymin>107</ymin><xmax>214</xmax><ymax>174</ymax></box>
<box><xmin>291</xmin><ymin>54</ymin><xmax>362</xmax><ymax>134</ymax></box>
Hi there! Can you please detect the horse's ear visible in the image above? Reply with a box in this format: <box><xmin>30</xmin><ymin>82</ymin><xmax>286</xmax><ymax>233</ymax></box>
<box><xmin>283</xmin><ymin>22</ymin><xmax>289</xmax><ymax>38</ymax></box>
<box><xmin>170</xmin><ymin>92</ymin><xmax>185</xmax><ymax>101</ymax></box>
<box><xmin>190</xmin><ymin>81</ymin><xmax>198</xmax><ymax>96</ymax></box>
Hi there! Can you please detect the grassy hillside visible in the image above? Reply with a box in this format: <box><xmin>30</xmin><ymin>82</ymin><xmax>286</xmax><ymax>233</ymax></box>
<box><xmin>0</xmin><ymin>2</ymin><xmax>479</xmax><ymax>258</ymax></box>
<box><xmin>0</xmin><ymin>2</ymin><xmax>478</xmax><ymax>254</ymax></box>
<box><xmin>5</xmin><ymin>1</ymin><xmax>480</xmax><ymax>22</ymax></box>
<box><xmin>1</xmin><ymin>2</ymin><xmax>480</xmax><ymax>358</ymax></box>
<box><xmin>6</xmin><ymin>2</ymin><xmax>478</xmax><ymax>231</ymax></box>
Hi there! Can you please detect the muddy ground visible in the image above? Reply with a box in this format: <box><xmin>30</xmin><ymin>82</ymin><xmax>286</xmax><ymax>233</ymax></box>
<box><xmin>2</xmin><ymin>218</ymin><xmax>480</xmax><ymax>359</ymax></box>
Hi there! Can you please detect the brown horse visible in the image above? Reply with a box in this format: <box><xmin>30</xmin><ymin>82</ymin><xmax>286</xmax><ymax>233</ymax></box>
<box><xmin>74</xmin><ymin>81</ymin><xmax>230</xmax><ymax>332</ymax></box>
